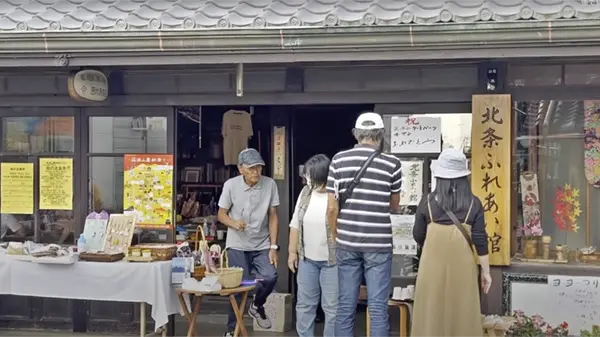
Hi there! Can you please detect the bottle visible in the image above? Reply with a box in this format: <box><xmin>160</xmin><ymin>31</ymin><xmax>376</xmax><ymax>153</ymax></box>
<box><xmin>203</xmin><ymin>220</ymin><xmax>209</xmax><ymax>237</ymax></box>
<box><xmin>77</xmin><ymin>235</ymin><xmax>87</xmax><ymax>253</ymax></box>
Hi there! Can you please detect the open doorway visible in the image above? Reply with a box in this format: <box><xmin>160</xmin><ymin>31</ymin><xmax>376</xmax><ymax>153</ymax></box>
<box><xmin>290</xmin><ymin>104</ymin><xmax>374</xmax><ymax>203</ymax></box>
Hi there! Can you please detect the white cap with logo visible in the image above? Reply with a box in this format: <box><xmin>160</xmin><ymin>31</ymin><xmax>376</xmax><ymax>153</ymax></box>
<box><xmin>355</xmin><ymin>112</ymin><xmax>384</xmax><ymax>130</ymax></box>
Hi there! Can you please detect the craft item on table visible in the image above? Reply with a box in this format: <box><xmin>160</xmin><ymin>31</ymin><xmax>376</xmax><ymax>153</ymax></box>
<box><xmin>81</xmin><ymin>211</ymin><xmax>109</xmax><ymax>252</ymax></box>
<box><xmin>552</xmin><ymin>184</ymin><xmax>582</xmax><ymax>232</ymax></box>
<box><xmin>584</xmin><ymin>101</ymin><xmax>600</xmax><ymax>188</ymax></box>
<box><xmin>400</xmin><ymin>161</ymin><xmax>423</xmax><ymax>206</ymax></box>
<box><xmin>519</xmin><ymin>172</ymin><xmax>542</xmax><ymax>237</ymax></box>
<box><xmin>127</xmin><ymin>243</ymin><xmax>177</xmax><ymax>262</ymax></box>
<box><xmin>542</xmin><ymin>236</ymin><xmax>552</xmax><ymax>260</ymax></box>
<box><xmin>176</xmin><ymin>241</ymin><xmax>193</xmax><ymax>258</ymax></box>
<box><xmin>205</xmin><ymin>248</ymin><xmax>243</xmax><ymax>288</ymax></box>
<box><xmin>103</xmin><ymin>214</ymin><xmax>137</xmax><ymax>254</ymax></box>
<box><xmin>556</xmin><ymin>245</ymin><xmax>568</xmax><ymax>261</ymax></box>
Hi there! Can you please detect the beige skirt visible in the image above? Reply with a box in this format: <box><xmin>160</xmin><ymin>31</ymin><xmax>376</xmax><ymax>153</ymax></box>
<box><xmin>410</xmin><ymin>222</ymin><xmax>483</xmax><ymax>337</ymax></box>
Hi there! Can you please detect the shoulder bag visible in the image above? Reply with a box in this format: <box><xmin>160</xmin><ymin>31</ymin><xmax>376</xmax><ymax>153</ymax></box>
<box><xmin>338</xmin><ymin>150</ymin><xmax>380</xmax><ymax>206</ymax></box>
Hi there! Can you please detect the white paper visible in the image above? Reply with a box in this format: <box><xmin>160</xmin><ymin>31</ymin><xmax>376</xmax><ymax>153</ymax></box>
<box><xmin>391</xmin><ymin>214</ymin><xmax>417</xmax><ymax>255</ymax></box>
<box><xmin>548</xmin><ymin>275</ymin><xmax>600</xmax><ymax>332</ymax></box>
<box><xmin>400</xmin><ymin>161</ymin><xmax>423</xmax><ymax>206</ymax></box>
<box><xmin>391</xmin><ymin>116</ymin><xmax>441</xmax><ymax>153</ymax></box>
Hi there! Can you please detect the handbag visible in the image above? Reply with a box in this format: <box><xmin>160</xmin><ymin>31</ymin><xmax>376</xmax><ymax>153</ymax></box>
<box><xmin>338</xmin><ymin>150</ymin><xmax>380</xmax><ymax>206</ymax></box>
<box><xmin>435</xmin><ymin>198</ymin><xmax>484</xmax><ymax>296</ymax></box>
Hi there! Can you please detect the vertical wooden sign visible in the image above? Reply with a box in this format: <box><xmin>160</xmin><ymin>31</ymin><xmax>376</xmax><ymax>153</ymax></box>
<box><xmin>471</xmin><ymin>94</ymin><xmax>512</xmax><ymax>266</ymax></box>
<box><xmin>273</xmin><ymin>126</ymin><xmax>286</xmax><ymax>180</ymax></box>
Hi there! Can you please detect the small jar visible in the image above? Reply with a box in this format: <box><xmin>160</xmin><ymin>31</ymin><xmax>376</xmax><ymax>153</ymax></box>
<box><xmin>142</xmin><ymin>249</ymin><xmax>152</xmax><ymax>258</ymax></box>
<box><xmin>524</xmin><ymin>239</ymin><xmax>538</xmax><ymax>259</ymax></box>
<box><xmin>130</xmin><ymin>249</ymin><xmax>141</xmax><ymax>257</ymax></box>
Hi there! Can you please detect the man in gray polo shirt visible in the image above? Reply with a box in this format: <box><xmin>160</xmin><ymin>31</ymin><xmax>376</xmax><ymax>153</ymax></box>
<box><xmin>217</xmin><ymin>148</ymin><xmax>280</xmax><ymax>337</ymax></box>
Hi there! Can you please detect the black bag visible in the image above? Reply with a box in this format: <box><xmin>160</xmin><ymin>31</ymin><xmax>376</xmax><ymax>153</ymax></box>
<box><xmin>338</xmin><ymin>150</ymin><xmax>380</xmax><ymax>206</ymax></box>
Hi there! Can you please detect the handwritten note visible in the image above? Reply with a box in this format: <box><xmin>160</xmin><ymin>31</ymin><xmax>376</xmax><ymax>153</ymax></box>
<box><xmin>39</xmin><ymin>158</ymin><xmax>73</xmax><ymax>210</ymax></box>
<box><xmin>391</xmin><ymin>116</ymin><xmax>441</xmax><ymax>153</ymax></box>
<box><xmin>471</xmin><ymin>95</ymin><xmax>511</xmax><ymax>266</ymax></box>
<box><xmin>548</xmin><ymin>275</ymin><xmax>600</xmax><ymax>332</ymax></box>
<box><xmin>391</xmin><ymin>214</ymin><xmax>417</xmax><ymax>255</ymax></box>
<box><xmin>0</xmin><ymin>163</ymin><xmax>34</xmax><ymax>214</ymax></box>
<box><xmin>400</xmin><ymin>161</ymin><xmax>423</xmax><ymax>206</ymax></box>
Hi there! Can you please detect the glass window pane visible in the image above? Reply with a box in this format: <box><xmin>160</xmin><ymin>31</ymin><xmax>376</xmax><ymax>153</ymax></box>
<box><xmin>0</xmin><ymin>156</ymin><xmax>34</xmax><ymax>243</ymax></box>
<box><xmin>565</xmin><ymin>64</ymin><xmax>600</xmax><ymax>85</ymax></box>
<box><xmin>514</xmin><ymin>100</ymin><xmax>588</xmax><ymax>258</ymax></box>
<box><xmin>39</xmin><ymin>210</ymin><xmax>74</xmax><ymax>245</ymax></box>
<box><xmin>89</xmin><ymin>117</ymin><xmax>167</xmax><ymax>153</ymax></box>
<box><xmin>89</xmin><ymin>157</ymin><xmax>124</xmax><ymax>214</ymax></box>
<box><xmin>508</xmin><ymin>65</ymin><xmax>562</xmax><ymax>87</ymax></box>
<box><xmin>2</xmin><ymin>117</ymin><xmax>74</xmax><ymax>153</ymax></box>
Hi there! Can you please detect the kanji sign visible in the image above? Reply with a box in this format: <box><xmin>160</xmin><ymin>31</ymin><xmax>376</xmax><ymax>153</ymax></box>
<box><xmin>471</xmin><ymin>94</ymin><xmax>511</xmax><ymax>266</ymax></box>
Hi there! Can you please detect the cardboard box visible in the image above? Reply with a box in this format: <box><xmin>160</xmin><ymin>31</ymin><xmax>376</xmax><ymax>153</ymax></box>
<box><xmin>253</xmin><ymin>292</ymin><xmax>292</xmax><ymax>332</ymax></box>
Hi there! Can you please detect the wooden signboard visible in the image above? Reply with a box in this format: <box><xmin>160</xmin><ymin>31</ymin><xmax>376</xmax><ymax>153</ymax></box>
<box><xmin>471</xmin><ymin>94</ymin><xmax>512</xmax><ymax>266</ymax></box>
<box><xmin>68</xmin><ymin>69</ymin><xmax>108</xmax><ymax>102</ymax></box>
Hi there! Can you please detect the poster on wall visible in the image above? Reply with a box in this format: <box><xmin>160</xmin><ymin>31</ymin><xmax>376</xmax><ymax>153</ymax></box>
<box><xmin>273</xmin><ymin>127</ymin><xmax>285</xmax><ymax>180</ymax></box>
<box><xmin>39</xmin><ymin>158</ymin><xmax>73</xmax><ymax>210</ymax></box>
<box><xmin>400</xmin><ymin>161</ymin><xmax>423</xmax><ymax>206</ymax></box>
<box><xmin>548</xmin><ymin>275</ymin><xmax>600</xmax><ymax>332</ymax></box>
<box><xmin>391</xmin><ymin>214</ymin><xmax>417</xmax><ymax>255</ymax></box>
<box><xmin>390</xmin><ymin>116</ymin><xmax>441</xmax><ymax>153</ymax></box>
<box><xmin>0</xmin><ymin>163</ymin><xmax>34</xmax><ymax>214</ymax></box>
<box><xmin>123</xmin><ymin>154</ymin><xmax>174</xmax><ymax>229</ymax></box>
<box><xmin>471</xmin><ymin>94</ymin><xmax>512</xmax><ymax>266</ymax></box>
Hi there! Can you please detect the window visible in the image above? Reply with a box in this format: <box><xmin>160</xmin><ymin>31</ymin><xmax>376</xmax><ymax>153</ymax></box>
<box><xmin>89</xmin><ymin>157</ymin><xmax>124</xmax><ymax>214</ymax></box>
<box><xmin>3</xmin><ymin>116</ymin><xmax>74</xmax><ymax>153</ymax></box>
<box><xmin>515</xmin><ymin>100</ymin><xmax>597</xmax><ymax>260</ymax></box>
<box><xmin>0</xmin><ymin>114</ymin><xmax>76</xmax><ymax>244</ymax></box>
<box><xmin>89</xmin><ymin>116</ymin><xmax>167</xmax><ymax>154</ymax></box>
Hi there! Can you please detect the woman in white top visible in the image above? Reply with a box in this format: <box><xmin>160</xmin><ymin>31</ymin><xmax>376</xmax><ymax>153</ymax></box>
<box><xmin>288</xmin><ymin>154</ymin><xmax>337</xmax><ymax>337</ymax></box>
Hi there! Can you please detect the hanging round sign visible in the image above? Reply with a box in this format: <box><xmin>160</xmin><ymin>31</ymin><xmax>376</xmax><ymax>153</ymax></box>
<box><xmin>68</xmin><ymin>69</ymin><xmax>108</xmax><ymax>102</ymax></box>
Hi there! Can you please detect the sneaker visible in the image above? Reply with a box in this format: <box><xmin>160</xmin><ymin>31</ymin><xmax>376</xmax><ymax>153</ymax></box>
<box><xmin>223</xmin><ymin>332</ymin><xmax>233</xmax><ymax>337</ymax></box>
<box><xmin>248</xmin><ymin>302</ymin><xmax>272</xmax><ymax>329</ymax></box>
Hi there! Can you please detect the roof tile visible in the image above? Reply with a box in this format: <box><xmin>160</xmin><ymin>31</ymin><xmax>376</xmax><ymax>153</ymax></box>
<box><xmin>0</xmin><ymin>0</ymin><xmax>597</xmax><ymax>32</ymax></box>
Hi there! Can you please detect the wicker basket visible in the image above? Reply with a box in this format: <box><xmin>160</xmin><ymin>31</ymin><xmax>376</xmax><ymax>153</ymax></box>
<box><xmin>195</xmin><ymin>225</ymin><xmax>209</xmax><ymax>251</ymax></box>
<box><xmin>130</xmin><ymin>244</ymin><xmax>177</xmax><ymax>261</ymax></box>
<box><xmin>205</xmin><ymin>248</ymin><xmax>243</xmax><ymax>288</ymax></box>
<box><xmin>79</xmin><ymin>252</ymin><xmax>124</xmax><ymax>262</ymax></box>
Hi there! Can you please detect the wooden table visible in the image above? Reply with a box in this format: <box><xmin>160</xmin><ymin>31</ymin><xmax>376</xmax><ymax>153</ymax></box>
<box><xmin>176</xmin><ymin>285</ymin><xmax>256</xmax><ymax>337</ymax></box>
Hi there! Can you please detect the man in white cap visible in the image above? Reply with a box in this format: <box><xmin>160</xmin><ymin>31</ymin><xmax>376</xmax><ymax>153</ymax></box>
<box><xmin>217</xmin><ymin>148</ymin><xmax>280</xmax><ymax>337</ymax></box>
<box><xmin>326</xmin><ymin>112</ymin><xmax>402</xmax><ymax>337</ymax></box>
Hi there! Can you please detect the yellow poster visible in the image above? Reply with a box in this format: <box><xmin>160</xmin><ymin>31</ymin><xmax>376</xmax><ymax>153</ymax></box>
<box><xmin>471</xmin><ymin>94</ymin><xmax>512</xmax><ymax>266</ymax></box>
<box><xmin>39</xmin><ymin>158</ymin><xmax>73</xmax><ymax>210</ymax></box>
<box><xmin>123</xmin><ymin>154</ymin><xmax>174</xmax><ymax>229</ymax></box>
<box><xmin>0</xmin><ymin>163</ymin><xmax>34</xmax><ymax>214</ymax></box>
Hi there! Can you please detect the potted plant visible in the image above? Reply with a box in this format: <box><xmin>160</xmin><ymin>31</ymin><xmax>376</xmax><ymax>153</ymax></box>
<box><xmin>507</xmin><ymin>310</ymin><xmax>569</xmax><ymax>336</ymax></box>
<box><xmin>581</xmin><ymin>325</ymin><xmax>600</xmax><ymax>337</ymax></box>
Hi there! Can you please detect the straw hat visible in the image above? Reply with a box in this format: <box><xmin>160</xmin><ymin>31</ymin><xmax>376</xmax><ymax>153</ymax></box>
<box><xmin>431</xmin><ymin>148</ymin><xmax>470</xmax><ymax>179</ymax></box>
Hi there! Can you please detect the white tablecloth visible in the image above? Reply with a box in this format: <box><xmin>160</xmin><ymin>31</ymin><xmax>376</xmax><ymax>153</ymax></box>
<box><xmin>0</xmin><ymin>257</ymin><xmax>10</xmax><ymax>294</ymax></box>
<box><xmin>0</xmin><ymin>258</ymin><xmax>179</xmax><ymax>331</ymax></box>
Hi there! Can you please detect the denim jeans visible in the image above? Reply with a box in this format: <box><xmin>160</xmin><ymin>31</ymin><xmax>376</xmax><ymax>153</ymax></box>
<box><xmin>296</xmin><ymin>258</ymin><xmax>338</xmax><ymax>337</ymax></box>
<box><xmin>335</xmin><ymin>248</ymin><xmax>392</xmax><ymax>337</ymax></box>
<box><xmin>226</xmin><ymin>249</ymin><xmax>278</xmax><ymax>331</ymax></box>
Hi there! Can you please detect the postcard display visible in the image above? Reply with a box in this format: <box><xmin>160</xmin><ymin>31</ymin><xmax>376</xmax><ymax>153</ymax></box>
<box><xmin>82</xmin><ymin>211</ymin><xmax>110</xmax><ymax>251</ymax></box>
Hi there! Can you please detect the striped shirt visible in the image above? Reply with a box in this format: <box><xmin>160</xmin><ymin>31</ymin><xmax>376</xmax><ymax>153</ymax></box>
<box><xmin>326</xmin><ymin>144</ymin><xmax>402</xmax><ymax>253</ymax></box>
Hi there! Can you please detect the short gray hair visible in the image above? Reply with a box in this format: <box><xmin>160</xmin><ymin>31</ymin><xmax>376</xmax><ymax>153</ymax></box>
<box><xmin>352</xmin><ymin>128</ymin><xmax>385</xmax><ymax>144</ymax></box>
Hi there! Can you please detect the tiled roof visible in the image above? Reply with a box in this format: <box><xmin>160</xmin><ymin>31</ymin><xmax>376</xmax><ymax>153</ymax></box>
<box><xmin>0</xmin><ymin>0</ymin><xmax>597</xmax><ymax>32</ymax></box>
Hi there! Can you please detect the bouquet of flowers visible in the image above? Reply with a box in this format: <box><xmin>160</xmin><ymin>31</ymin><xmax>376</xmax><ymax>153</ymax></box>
<box><xmin>507</xmin><ymin>310</ymin><xmax>569</xmax><ymax>336</ymax></box>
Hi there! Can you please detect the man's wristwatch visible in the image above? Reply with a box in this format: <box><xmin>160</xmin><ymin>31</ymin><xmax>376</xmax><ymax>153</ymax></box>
<box><xmin>270</xmin><ymin>244</ymin><xmax>280</xmax><ymax>251</ymax></box>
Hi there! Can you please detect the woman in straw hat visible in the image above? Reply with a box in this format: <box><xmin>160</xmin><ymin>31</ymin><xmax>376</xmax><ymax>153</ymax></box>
<box><xmin>411</xmin><ymin>148</ymin><xmax>492</xmax><ymax>336</ymax></box>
